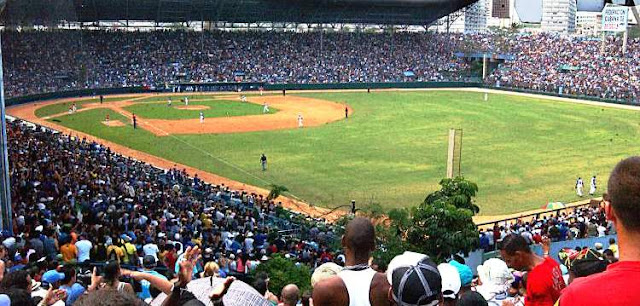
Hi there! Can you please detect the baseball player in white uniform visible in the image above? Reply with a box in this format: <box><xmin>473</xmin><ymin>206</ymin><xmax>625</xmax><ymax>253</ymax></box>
<box><xmin>184</xmin><ymin>97</ymin><xmax>189</xmax><ymax>106</ymax></box>
<box><xmin>241</xmin><ymin>95</ymin><xmax>247</xmax><ymax>103</ymax></box>
<box><xmin>199</xmin><ymin>111</ymin><xmax>204</xmax><ymax>124</ymax></box>
<box><xmin>263</xmin><ymin>102</ymin><xmax>270</xmax><ymax>113</ymax></box>
<box><xmin>167</xmin><ymin>98</ymin><xmax>172</xmax><ymax>107</ymax></box>
<box><xmin>589</xmin><ymin>176</ymin><xmax>597</xmax><ymax>195</ymax></box>
<box><xmin>297</xmin><ymin>114</ymin><xmax>304</xmax><ymax>128</ymax></box>
<box><xmin>576</xmin><ymin>177</ymin><xmax>584</xmax><ymax>197</ymax></box>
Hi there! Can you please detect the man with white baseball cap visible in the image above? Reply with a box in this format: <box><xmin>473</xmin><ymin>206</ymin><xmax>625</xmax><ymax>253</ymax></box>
<box><xmin>437</xmin><ymin>263</ymin><xmax>461</xmax><ymax>305</ymax></box>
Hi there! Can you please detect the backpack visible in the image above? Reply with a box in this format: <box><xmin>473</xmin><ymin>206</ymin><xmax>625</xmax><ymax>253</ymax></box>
<box><xmin>125</xmin><ymin>243</ymin><xmax>138</xmax><ymax>266</ymax></box>
<box><xmin>108</xmin><ymin>246</ymin><xmax>120</xmax><ymax>262</ymax></box>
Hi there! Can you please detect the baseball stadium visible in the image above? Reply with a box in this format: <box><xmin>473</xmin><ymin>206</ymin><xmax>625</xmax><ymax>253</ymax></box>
<box><xmin>0</xmin><ymin>0</ymin><xmax>638</xmax><ymax>305</ymax></box>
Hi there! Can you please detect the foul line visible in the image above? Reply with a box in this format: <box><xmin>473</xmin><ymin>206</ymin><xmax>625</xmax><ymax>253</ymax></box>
<box><xmin>113</xmin><ymin>106</ymin><xmax>309</xmax><ymax>201</ymax></box>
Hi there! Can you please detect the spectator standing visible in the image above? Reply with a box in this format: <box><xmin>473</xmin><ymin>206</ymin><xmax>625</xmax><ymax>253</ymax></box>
<box><xmin>58</xmin><ymin>270</ymin><xmax>83</xmax><ymax>304</ymax></box>
<box><xmin>75</xmin><ymin>234</ymin><xmax>92</xmax><ymax>263</ymax></box>
<box><xmin>312</xmin><ymin>217</ymin><xmax>391</xmax><ymax>306</ymax></box>
<box><xmin>59</xmin><ymin>238</ymin><xmax>77</xmax><ymax>264</ymax></box>
<box><xmin>558</xmin><ymin>157</ymin><xmax>640</xmax><ymax>305</ymax></box>
<box><xmin>500</xmin><ymin>234</ymin><xmax>565</xmax><ymax>306</ymax></box>
<box><xmin>138</xmin><ymin>255</ymin><xmax>167</xmax><ymax>302</ymax></box>
<box><xmin>163</xmin><ymin>244</ymin><xmax>177</xmax><ymax>272</ymax></box>
<box><xmin>101</xmin><ymin>261</ymin><xmax>134</xmax><ymax>295</ymax></box>
<box><xmin>142</xmin><ymin>237</ymin><xmax>159</xmax><ymax>261</ymax></box>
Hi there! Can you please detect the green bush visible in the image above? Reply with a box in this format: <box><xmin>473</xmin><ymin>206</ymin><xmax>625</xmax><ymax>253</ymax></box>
<box><xmin>253</xmin><ymin>254</ymin><xmax>312</xmax><ymax>296</ymax></box>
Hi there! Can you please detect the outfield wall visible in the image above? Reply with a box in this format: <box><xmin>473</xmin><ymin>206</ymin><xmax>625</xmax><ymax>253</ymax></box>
<box><xmin>6</xmin><ymin>81</ymin><xmax>637</xmax><ymax>108</ymax></box>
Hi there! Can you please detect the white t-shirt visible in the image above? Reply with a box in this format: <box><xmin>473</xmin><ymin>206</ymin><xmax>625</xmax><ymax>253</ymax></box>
<box><xmin>75</xmin><ymin>240</ymin><xmax>93</xmax><ymax>262</ymax></box>
<box><xmin>143</xmin><ymin>243</ymin><xmax>159</xmax><ymax>260</ymax></box>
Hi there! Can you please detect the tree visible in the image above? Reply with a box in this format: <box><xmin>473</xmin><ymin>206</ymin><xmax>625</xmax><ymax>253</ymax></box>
<box><xmin>253</xmin><ymin>254</ymin><xmax>311</xmax><ymax>296</ymax></box>
<box><xmin>268</xmin><ymin>184</ymin><xmax>289</xmax><ymax>201</ymax></box>
<box><xmin>424</xmin><ymin>176</ymin><xmax>480</xmax><ymax>214</ymax></box>
<box><xmin>362</xmin><ymin>202</ymin><xmax>385</xmax><ymax>219</ymax></box>
<box><xmin>372</xmin><ymin>224</ymin><xmax>405</xmax><ymax>270</ymax></box>
<box><xmin>406</xmin><ymin>201</ymin><xmax>479</xmax><ymax>263</ymax></box>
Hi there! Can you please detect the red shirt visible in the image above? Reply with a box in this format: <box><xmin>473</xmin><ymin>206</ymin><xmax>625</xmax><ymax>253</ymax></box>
<box><xmin>165</xmin><ymin>252</ymin><xmax>177</xmax><ymax>271</ymax></box>
<box><xmin>559</xmin><ymin>261</ymin><xmax>640</xmax><ymax>306</ymax></box>
<box><xmin>526</xmin><ymin>257</ymin><xmax>566</xmax><ymax>306</ymax></box>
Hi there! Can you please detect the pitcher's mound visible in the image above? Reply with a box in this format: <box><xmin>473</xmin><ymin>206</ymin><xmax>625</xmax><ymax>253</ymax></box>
<box><xmin>175</xmin><ymin>105</ymin><xmax>210</xmax><ymax>110</ymax></box>
<box><xmin>102</xmin><ymin>121</ymin><xmax>125</xmax><ymax>127</ymax></box>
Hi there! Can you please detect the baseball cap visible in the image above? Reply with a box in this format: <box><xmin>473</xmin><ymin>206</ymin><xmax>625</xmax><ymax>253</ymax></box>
<box><xmin>387</xmin><ymin>252</ymin><xmax>442</xmax><ymax>306</ymax></box>
<box><xmin>311</xmin><ymin>262</ymin><xmax>343</xmax><ymax>288</ymax></box>
<box><xmin>570</xmin><ymin>249</ymin><xmax>608</xmax><ymax>278</ymax></box>
<box><xmin>476</xmin><ymin>258</ymin><xmax>513</xmax><ymax>287</ymax></box>
<box><xmin>0</xmin><ymin>294</ymin><xmax>9</xmax><ymax>306</ymax></box>
<box><xmin>449</xmin><ymin>260</ymin><xmax>473</xmax><ymax>286</ymax></box>
<box><xmin>143</xmin><ymin>255</ymin><xmax>157</xmax><ymax>268</ymax></box>
<box><xmin>437</xmin><ymin>263</ymin><xmax>461</xmax><ymax>300</ymax></box>
<box><xmin>42</xmin><ymin>270</ymin><xmax>65</xmax><ymax>284</ymax></box>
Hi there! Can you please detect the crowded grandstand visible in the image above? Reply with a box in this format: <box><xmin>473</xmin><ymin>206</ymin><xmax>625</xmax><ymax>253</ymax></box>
<box><xmin>0</xmin><ymin>0</ymin><xmax>639</xmax><ymax>305</ymax></box>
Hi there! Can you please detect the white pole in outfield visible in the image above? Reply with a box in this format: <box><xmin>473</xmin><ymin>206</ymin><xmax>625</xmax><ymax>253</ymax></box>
<box><xmin>623</xmin><ymin>27</ymin><xmax>628</xmax><ymax>55</ymax></box>
<box><xmin>482</xmin><ymin>53</ymin><xmax>487</xmax><ymax>80</ymax></box>
<box><xmin>0</xmin><ymin>2</ymin><xmax>13</xmax><ymax>234</ymax></box>
<box><xmin>447</xmin><ymin>129</ymin><xmax>456</xmax><ymax>179</ymax></box>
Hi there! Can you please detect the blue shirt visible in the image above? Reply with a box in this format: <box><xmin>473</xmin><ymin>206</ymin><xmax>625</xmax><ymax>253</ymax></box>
<box><xmin>138</xmin><ymin>270</ymin><xmax>167</xmax><ymax>300</ymax></box>
<box><xmin>60</xmin><ymin>283</ymin><xmax>85</xmax><ymax>305</ymax></box>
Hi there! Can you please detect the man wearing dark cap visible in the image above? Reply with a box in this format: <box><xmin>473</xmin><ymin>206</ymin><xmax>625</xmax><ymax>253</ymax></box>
<box><xmin>559</xmin><ymin>156</ymin><xmax>640</xmax><ymax>305</ymax></box>
<box><xmin>313</xmin><ymin>217</ymin><xmax>391</xmax><ymax>306</ymax></box>
<box><xmin>386</xmin><ymin>251</ymin><xmax>443</xmax><ymax>306</ymax></box>
<box><xmin>138</xmin><ymin>255</ymin><xmax>167</xmax><ymax>302</ymax></box>
<box><xmin>500</xmin><ymin>234</ymin><xmax>565</xmax><ymax>306</ymax></box>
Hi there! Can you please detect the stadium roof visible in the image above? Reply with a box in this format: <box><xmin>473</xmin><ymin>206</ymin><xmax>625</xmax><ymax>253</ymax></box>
<box><xmin>2</xmin><ymin>0</ymin><xmax>478</xmax><ymax>26</ymax></box>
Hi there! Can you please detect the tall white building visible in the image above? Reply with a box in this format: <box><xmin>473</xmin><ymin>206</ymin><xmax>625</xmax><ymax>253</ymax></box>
<box><xmin>429</xmin><ymin>0</ymin><xmax>489</xmax><ymax>34</ymax></box>
<box><xmin>464</xmin><ymin>0</ymin><xmax>489</xmax><ymax>33</ymax></box>
<box><xmin>541</xmin><ymin>0</ymin><xmax>577</xmax><ymax>33</ymax></box>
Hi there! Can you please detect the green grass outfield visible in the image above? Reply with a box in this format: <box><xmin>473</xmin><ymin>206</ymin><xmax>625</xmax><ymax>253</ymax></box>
<box><xmin>46</xmin><ymin>90</ymin><xmax>640</xmax><ymax>215</ymax></box>
<box><xmin>123</xmin><ymin>99</ymin><xmax>277</xmax><ymax>120</ymax></box>
<box><xmin>35</xmin><ymin>96</ymin><xmax>138</xmax><ymax>118</ymax></box>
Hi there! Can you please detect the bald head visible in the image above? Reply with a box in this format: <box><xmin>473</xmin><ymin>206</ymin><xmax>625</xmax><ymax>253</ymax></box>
<box><xmin>343</xmin><ymin>217</ymin><xmax>376</xmax><ymax>262</ymax></box>
<box><xmin>281</xmin><ymin>284</ymin><xmax>300</xmax><ymax>306</ymax></box>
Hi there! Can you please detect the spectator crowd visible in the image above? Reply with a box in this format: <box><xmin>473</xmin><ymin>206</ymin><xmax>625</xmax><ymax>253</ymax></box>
<box><xmin>479</xmin><ymin>205</ymin><xmax>615</xmax><ymax>252</ymax></box>
<box><xmin>2</xmin><ymin>30</ymin><xmax>639</xmax><ymax>102</ymax></box>
<box><xmin>488</xmin><ymin>33</ymin><xmax>640</xmax><ymax>102</ymax></box>
<box><xmin>1</xmin><ymin>30</ymin><xmax>468</xmax><ymax>97</ymax></box>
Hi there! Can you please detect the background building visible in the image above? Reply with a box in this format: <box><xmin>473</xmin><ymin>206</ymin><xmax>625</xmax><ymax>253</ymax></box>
<box><xmin>576</xmin><ymin>11</ymin><xmax>601</xmax><ymax>35</ymax></box>
<box><xmin>541</xmin><ymin>0</ymin><xmax>577</xmax><ymax>33</ymax></box>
